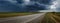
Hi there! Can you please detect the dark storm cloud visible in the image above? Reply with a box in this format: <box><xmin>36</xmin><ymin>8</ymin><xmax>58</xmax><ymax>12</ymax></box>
<box><xmin>0</xmin><ymin>0</ymin><xmax>19</xmax><ymax>12</ymax></box>
<box><xmin>0</xmin><ymin>0</ymin><xmax>52</xmax><ymax>12</ymax></box>
<box><xmin>30</xmin><ymin>0</ymin><xmax>52</xmax><ymax>4</ymax></box>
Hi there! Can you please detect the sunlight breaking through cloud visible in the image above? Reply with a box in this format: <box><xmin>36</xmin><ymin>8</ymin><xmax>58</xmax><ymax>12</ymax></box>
<box><xmin>23</xmin><ymin>0</ymin><xmax>30</xmax><ymax>5</ymax></box>
<box><xmin>50</xmin><ymin>1</ymin><xmax>57</xmax><ymax>10</ymax></box>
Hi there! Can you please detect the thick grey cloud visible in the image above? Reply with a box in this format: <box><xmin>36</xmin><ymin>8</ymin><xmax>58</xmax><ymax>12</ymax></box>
<box><xmin>55</xmin><ymin>0</ymin><xmax>60</xmax><ymax>12</ymax></box>
<box><xmin>0</xmin><ymin>0</ymin><xmax>53</xmax><ymax>12</ymax></box>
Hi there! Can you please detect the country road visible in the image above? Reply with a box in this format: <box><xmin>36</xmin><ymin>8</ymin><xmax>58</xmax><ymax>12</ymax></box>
<box><xmin>0</xmin><ymin>13</ymin><xmax>46</xmax><ymax>23</ymax></box>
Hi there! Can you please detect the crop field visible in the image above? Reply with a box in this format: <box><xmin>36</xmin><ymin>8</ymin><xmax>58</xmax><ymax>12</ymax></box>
<box><xmin>41</xmin><ymin>12</ymin><xmax>60</xmax><ymax>23</ymax></box>
<box><xmin>0</xmin><ymin>12</ymin><xmax>39</xmax><ymax>18</ymax></box>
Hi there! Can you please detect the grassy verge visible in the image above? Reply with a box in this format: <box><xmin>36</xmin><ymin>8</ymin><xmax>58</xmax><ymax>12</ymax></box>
<box><xmin>0</xmin><ymin>12</ymin><xmax>39</xmax><ymax>18</ymax></box>
<box><xmin>41</xmin><ymin>12</ymin><xmax>60</xmax><ymax>23</ymax></box>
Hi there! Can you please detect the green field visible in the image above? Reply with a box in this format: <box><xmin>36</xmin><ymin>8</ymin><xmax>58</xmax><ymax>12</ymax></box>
<box><xmin>41</xmin><ymin>12</ymin><xmax>60</xmax><ymax>23</ymax></box>
<box><xmin>0</xmin><ymin>12</ymin><xmax>39</xmax><ymax>18</ymax></box>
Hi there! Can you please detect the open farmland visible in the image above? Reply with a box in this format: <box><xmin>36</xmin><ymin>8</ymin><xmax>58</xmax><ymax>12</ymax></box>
<box><xmin>41</xmin><ymin>12</ymin><xmax>60</xmax><ymax>23</ymax></box>
<box><xmin>0</xmin><ymin>12</ymin><xmax>39</xmax><ymax>18</ymax></box>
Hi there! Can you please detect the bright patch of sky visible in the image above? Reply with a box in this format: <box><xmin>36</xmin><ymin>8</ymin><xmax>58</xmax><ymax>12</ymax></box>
<box><xmin>50</xmin><ymin>1</ymin><xmax>57</xmax><ymax>10</ymax></box>
<box><xmin>39</xmin><ymin>0</ymin><xmax>59</xmax><ymax>12</ymax></box>
<box><xmin>55</xmin><ymin>0</ymin><xmax>60</xmax><ymax>12</ymax></box>
<box><xmin>23</xmin><ymin>0</ymin><xmax>30</xmax><ymax>5</ymax></box>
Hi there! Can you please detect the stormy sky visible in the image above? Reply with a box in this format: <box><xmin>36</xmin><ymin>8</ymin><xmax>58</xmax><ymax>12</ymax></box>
<box><xmin>0</xmin><ymin>0</ymin><xmax>59</xmax><ymax>12</ymax></box>
<box><xmin>55</xmin><ymin>0</ymin><xmax>60</xmax><ymax>12</ymax></box>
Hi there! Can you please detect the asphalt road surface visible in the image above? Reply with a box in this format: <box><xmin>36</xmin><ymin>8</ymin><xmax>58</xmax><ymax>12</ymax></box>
<box><xmin>0</xmin><ymin>13</ymin><xmax>46</xmax><ymax>23</ymax></box>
